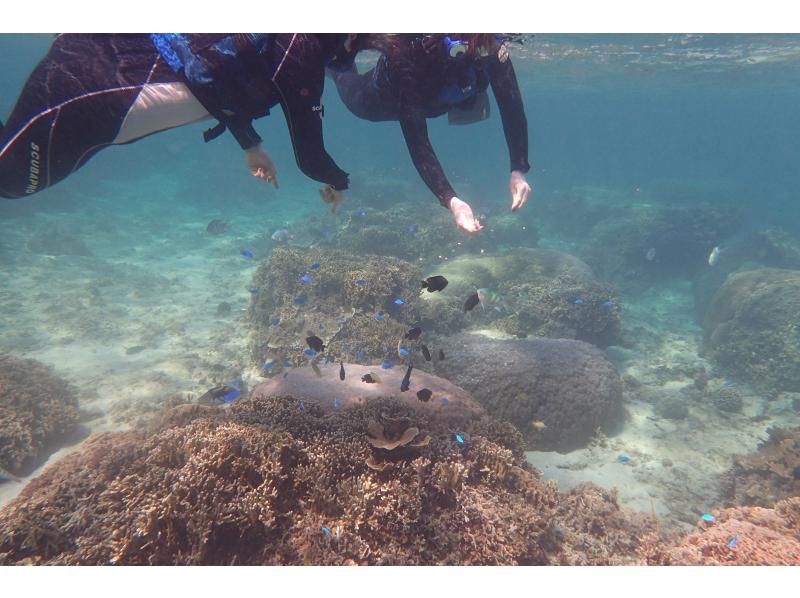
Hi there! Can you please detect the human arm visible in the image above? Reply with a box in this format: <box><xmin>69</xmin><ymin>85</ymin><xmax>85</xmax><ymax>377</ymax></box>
<box><xmin>487</xmin><ymin>50</ymin><xmax>532</xmax><ymax>210</ymax></box>
<box><xmin>272</xmin><ymin>35</ymin><xmax>349</xmax><ymax>192</ymax></box>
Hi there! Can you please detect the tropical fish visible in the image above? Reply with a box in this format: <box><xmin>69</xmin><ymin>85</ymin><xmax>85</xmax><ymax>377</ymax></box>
<box><xmin>463</xmin><ymin>291</ymin><xmax>480</xmax><ymax>312</ymax></box>
<box><xmin>197</xmin><ymin>385</ymin><xmax>240</xmax><ymax>406</ymax></box>
<box><xmin>477</xmin><ymin>288</ymin><xmax>508</xmax><ymax>312</ymax></box>
<box><xmin>400</xmin><ymin>365</ymin><xmax>413</xmax><ymax>392</ymax></box>
<box><xmin>407</xmin><ymin>224</ymin><xmax>416</xmax><ymax>233</ymax></box>
<box><xmin>294</xmin><ymin>297</ymin><xmax>306</xmax><ymax>305</ymax></box>
<box><xmin>645</xmin><ymin>247</ymin><xmax>656</xmax><ymax>262</ymax></box>
<box><xmin>616</xmin><ymin>455</ymin><xmax>631</xmax><ymax>464</ymax></box>
<box><xmin>333</xmin><ymin>398</ymin><xmax>341</xmax><ymax>409</ymax></box>
<box><xmin>453</xmin><ymin>433</ymin><xmax>465</xmax><ymax>444</ymax></box>
<box><xmin>240</xmin><ymin>249</ymin><xmax>254</xmax><ymax>259</ymax></box>
<box><xmin>701</xmin><ymin>513</ymin><xmax>716</xmax><ymax>523</ymax></box>
<box><xmin>708</xmin><ymin>246</ymin><xmax>722</xmax><ymax>267</ymax></box>
<box><xmin>206</xmin><ymin>219</ymin><xmax>227</xmax><ymax>234</ymax></box>
<box><xmin>417</xmin><ymin>388</ymin><xmax>432</xmax><ymax>402</ymax></box>
<box><xmin>420</xmin><ymin>344</ymin><xmax>431</xmax><ymax>361</ymax></box>
<box><xmin>393</xmin><ymin>298</ymin><xmax>404</xmax><ymax>305</ymax></box>
<box><xmin>356</xmin><ymin>210</ymin><xmax>366</xmax><ymax>217</ymax></box>
<box><xmin>375</xmin><ymin>312</ymin><xmax>384</xmax><ymax>321</ymax></box>
<box><xmin>355</xmin><ymin>278</ymin><xmax>367</xmax><ymax>286</ymax></box>
<box><xmin>728</xmin><ymin>534</ymin><xmax>739</xmax><ymax>549</ymax></box>
<box><xmin>405</xmin><ymin>326</ymin><xmax>422</xmax><ymax>340</ymax></box>
<box><xmin>421</xmin><ymin>275</ymin><xmax>448</xmax><ymax>293</ymax></box>
<box><xmin>306</xmin><ymin>335</ymin><xmax>325</xmax><ymax>353</ymax></box>
<box><xmin>310</xmin><ymin>262</ymin><xmax>321</xmax><ymax>270</ymax></box>
<box><xmin>249</xmin><ymin>287</ymin><xmax>259</xmax><ymax>294</ymax></box>
<box><xmin>381</xmin><ymin>360</ymin><xmax>394</xmax><ymax>369</ymax></box>
<box><xmin>339</xmin><ymin>361</ymin><xmax>346</xmax><ymax>381</ymax></box>
<box><xmin>439</xmin><ymin>349</ymin><xmax>445</xmax><ymax>360</ymax></box>
<box><xmin>574</xmin><ymin>299</ymin><xmax>584</xmax><ymax>305</ymax></box>
<box><xmin>0</xmin><ymin>465</ymin><xmax>21</xmax><ymax>483</ymax></box>
<box><xmin>303</xmin><ymin>348</ymin><xmax>317</xmax><ymax>357</ymax></box>
<box><xmin>300</xmin><ymin>274</ymin><xmax>314</xmax><ymax>284</ymax></box>
<box><xmin>271</xmin><ymin>229</ymin><xmax>292</xmax><ymax>243</ymax></box>
<box><xmin>271</xmin><ymin>318</ymin><xmax>281</xmax><ymax>326</ymax></box>
<box><xmin>361</xmin><ymin>373</ymin><xmax>381</xmax><ymax>384</ymax></box>
<box><xmin>398</xmin><ymin>348</ymin><xmax>409</xmax><ymax>357</ymax></box>
<box><xmin>322</xmin><ymin>526</ymin><xmax>331</xmax><ymax>535</ymax></box>
<box><xmin>441</xmin><ymin>397</ymin><xmax>449</xmax><ymax>406</ymax></box>
<box><xmin>530</xmin><ymin>420</ymin><xmax>547</xmax><ymax>431</ymax></box>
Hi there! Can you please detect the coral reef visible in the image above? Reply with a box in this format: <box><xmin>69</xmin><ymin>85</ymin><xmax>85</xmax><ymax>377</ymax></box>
<box><xmin>707</xmin><ymin>385</ymin><xmax>744</xmax><ymax>414</ymax></box>
<box><xmin>432</xmin><ymin>334</ymin><xmax>624</xmax><ymax>452</ymax></box>
<box><xmin>652</xmin><ymin>498</ymin><xmax>800</xmax><ymax>565</ymax></box>
<box><xmin>419</xmin><ymin>249</ymin><xmax>622</xmax><ymax>346</ymax></box>
<box><xmin>723</xmin><ymin>426</ymin><xmax>800</xmax><ymax>508</ymax></box>
<box><xmin>693</xmin><ymin>228</ymin><xmax>800</xmax><ymax>320</ymax></box>
<box><xmin>248</xmin><ymin>362</ymin><xmax>485</xmax><ymax>428</ymax></box>
<box><xmin>0</xmin><ymin>394</ymin><xmax>660</xmax><ymax>565</ymax></box>
<box><xmin>0</xmin><ymin>354</ymin><xmax>80</xmax><ymax>474</ymax></box>
<box><xmin>580</xmin><ymin>203</ymin><xmax>743</xmax><ymax>289</ymax></box>
<box><xmin>308</xmin><ymin>201</ymin><xmax>538</xmax><ymax>265</ymax></box>
<box><xmin>703</xmin><ymin>268</ymin><xmax>800</xmax><ymax>392</ymax></box>
<box><xmin>248</xmin><ymin>247</ymin><xmax>420</xmax><ymax>368</ymax></box>
<box><xmin>0</xmin><ymin>390</ymin><xmax>654</xmax><ymax>565</ymax></box>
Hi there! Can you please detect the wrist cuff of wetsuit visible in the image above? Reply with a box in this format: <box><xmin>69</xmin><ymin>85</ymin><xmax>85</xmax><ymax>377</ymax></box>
<box><xmin>229</xmin><ymin>122</ymin><xmax>263</xmax><ymax>151</ymax></box>
<box><xmin>512</xmin><ymin>161</ymin><xmax>531</xmax><ymax>174</ymax></box>
<box><xmin>440</xmin><ymin>195</ymin><xmax>457</xmax><ymax>209</ymax></box>
<box><xmin>329</xmin><ymin>174</ymin><xmax>349</xmax><ymax>192</ymax></box>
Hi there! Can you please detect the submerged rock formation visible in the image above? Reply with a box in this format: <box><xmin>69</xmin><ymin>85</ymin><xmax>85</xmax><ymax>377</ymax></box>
<box><xmin>433</xmin><ymin>334</ymin><xmax>624</xmax><ymax>452</ymax></box>
<box><xmin>703</xmin><ymin>268</ymin><xmax>800</xmax><ymax>392</ymax></box>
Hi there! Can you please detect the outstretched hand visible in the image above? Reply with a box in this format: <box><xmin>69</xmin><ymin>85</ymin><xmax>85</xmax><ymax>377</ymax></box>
<box><xmin>509</xmin><ymin>170</ymin><xmax>531</xmax><ymax>211</ymax></box>
<box><xmin>319</xmin><ymin>185</ymin><xmax>345</xmax><ymax>213</ymax></box>
<box><xmin>245</xmin><ymin>144</ymin><xmax>279</xmax><ymax>189</ymax></box>
<box><xmin>449</xmin><ymin>197</ymin><xmax>483</xmax><ymax>233</ymax></box>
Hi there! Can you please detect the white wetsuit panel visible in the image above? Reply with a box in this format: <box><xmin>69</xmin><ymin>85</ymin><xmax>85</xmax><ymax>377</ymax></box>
<box><xmin>113</xmin><ymin>82</ymin><xmax>211</xmax><ymax>144</ymax></box>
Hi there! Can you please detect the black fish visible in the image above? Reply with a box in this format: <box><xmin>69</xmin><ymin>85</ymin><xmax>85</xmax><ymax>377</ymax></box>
<box><xmin>206</xmin><ymin>219</ymin><xmax>227</xmax><ymax>235</ymax></box>
<box><xmin>416</xmin><ymin>388</ymin><xmax>432</xmax><ymax>402</ymax></box>
<box><xmin>463</xmin><ymin>291</ymin><xmax>480</xmax><ymax>312</ymax></box>
<box><xmin>421</xmin><ymin>275</ymin><xmax>448</xmax><ymax>292</ymax></box>
<box><xmin>420</xmin><ymin>344</ymin><xmax>431</xmax><ymax>361</ymax></box>
<box><xmin>339</xmin><ymin>361</ymin><xmax>346</xmax><ymax>381</ymax></box>
<box><xmin>306</xmin><ymin>335</ymin><xmax>325</xmax><ymax>353</ymax></box>
<box><xmin>400</xmin><ymin>365</ymin><xmax>413</xmax><ymax>391</ymax></box>
<box><xmin>361</xmin><ymin>373</ymin><xmax>380</xmax><ymax>384</ymax></box>
<box><xmin>439</xmin><ymin>348</ymin><xmax>445</xmax><ymax>360</ymax></box>
<box><xmin>404</xmin><ymin>326</ymin><xmax>422</xmax><ymax>340</ymax></box>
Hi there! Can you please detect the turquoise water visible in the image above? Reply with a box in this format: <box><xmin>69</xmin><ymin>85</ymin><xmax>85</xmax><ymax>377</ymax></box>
<box><xmin>1</xmin><ymin>34</ymin><xmax>800</xmax><ymax>563</ymax></box>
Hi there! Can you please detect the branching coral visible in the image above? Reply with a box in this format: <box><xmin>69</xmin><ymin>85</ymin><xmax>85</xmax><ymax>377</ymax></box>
<box><xmin>0</xmin><ymin>354</ymin><xmax>80</xmax><ymax>473</ymax></box>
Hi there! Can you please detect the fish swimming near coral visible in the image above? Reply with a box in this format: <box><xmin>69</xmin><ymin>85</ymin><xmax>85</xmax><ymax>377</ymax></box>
<box><xmin>405</xmin><ymin>326</ymin><xmax>422</xmax><ymax>340</ymax></box>
<box><xmin>271</xmin><ymin>228</ymin><xmax>292</xmax><ymax>243</ymax></box>
<box><xmin>417</xmin><ymin>388</ymin><xmax>432</xmax><ymax>402</ymax></box>
<box><xmin>306</xmin><ymin>335</ymin><xmax>325</xmax><ymax>353</ymax></box>
<box><xmin>361</xmin><ymin>373</ymin><xmax>381</xmax><ymax>384</ymax></box>
<box><xmin>0</xmin><ymin>465</ymin><xmax>21</xmax><ymax>483</ymax></box>
<box><xmin>421</xmin><ymin>275</ymin><xmax>448</xmax><ymax>292</ymax></box>
<box><xmin>206</xmin><ymin>219</ymin><xmax>227</xmax><ymax>235</ymax></box>
<box><xmin>708</xmin><ymin>246</ymin><xmax>723</xmax><ymax>267</ymax></box>
<box><xmin>400</xmin><ymin>365</ymin><xmax>413</xmax><ymax>392</ymax></box>
<box><xmin>339</xmin><ymin>361</ymin><xmax>346</xmax><ymax>381</ymax></box>
<box><xmin>196</xmin><ymin>385</ymin><xmax>241</xmax><ymax>406</ymax></box>
<box><xmin>463</xmin><ymin>291</ymin><xmax>480</xmax><ymax>312</ymax></box>
<box><xmin>477</xmin><ymin>288</ymin><xmax>508</xmax><ymax>312</ymax></box>
<box><xmin>420</xmin><ymin>344</ymin><xmax>431</xmax><ymax>361</ymax></box>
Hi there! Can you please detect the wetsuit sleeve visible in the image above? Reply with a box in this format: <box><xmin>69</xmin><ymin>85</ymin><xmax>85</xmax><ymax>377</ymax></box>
<box><xmin>226</xmin><ymin>118</ymin><xmax>262</xmax><ymax>150</ymax></box>
<box><xmin>399</xmin><ymin>113</ymin><xmax>457</xmax><ymax>208</ymax></box>
<box><xmin>488</xmin><ymin>54</ymin><xmax>531</xmax><ymax>174</ymax></box>
<box><xmin>272</xmin><ymin>41</ymin><xmax>349</xmax><ymax>190</ymax></box>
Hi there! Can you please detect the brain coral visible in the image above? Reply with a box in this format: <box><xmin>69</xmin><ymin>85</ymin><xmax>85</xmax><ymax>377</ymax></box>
<box><xmin>0</xmin><ymin>354</ymin><xmax>80</xmax><ymax>473</ymax></box>
<box><xmin>433</xmin><ymin>334</ymin><xmax>624</xmax><ymax>452</ymax></box>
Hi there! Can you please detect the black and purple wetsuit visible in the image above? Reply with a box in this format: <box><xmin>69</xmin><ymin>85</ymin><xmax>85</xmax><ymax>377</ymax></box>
<box><xmin>0</xmin><ymin>33</ymin><xmax>350</xmax><ymax>198</ymax></box>
<box><xmin>331</xmin><ymin>34</ymin><xmax>530</xmax><ymax>207</ymax></box>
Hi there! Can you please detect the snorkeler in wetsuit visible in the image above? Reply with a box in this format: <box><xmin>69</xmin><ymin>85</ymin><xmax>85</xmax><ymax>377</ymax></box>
<box><xmin>0</xmin><ymin>33</ymin><xmax>351</xmax><ymax>210</ymax></box>
<box><xmin>330</xmin><ymin>33</ymin><xmax>532</xmax><ymax>233</ymax></box>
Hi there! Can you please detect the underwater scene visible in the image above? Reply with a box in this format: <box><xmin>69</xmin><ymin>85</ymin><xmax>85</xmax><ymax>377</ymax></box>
<box><xmin>1</xmin><ymin>33</ymin><xmax>800</xmax><ymax>565</ymax></box>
